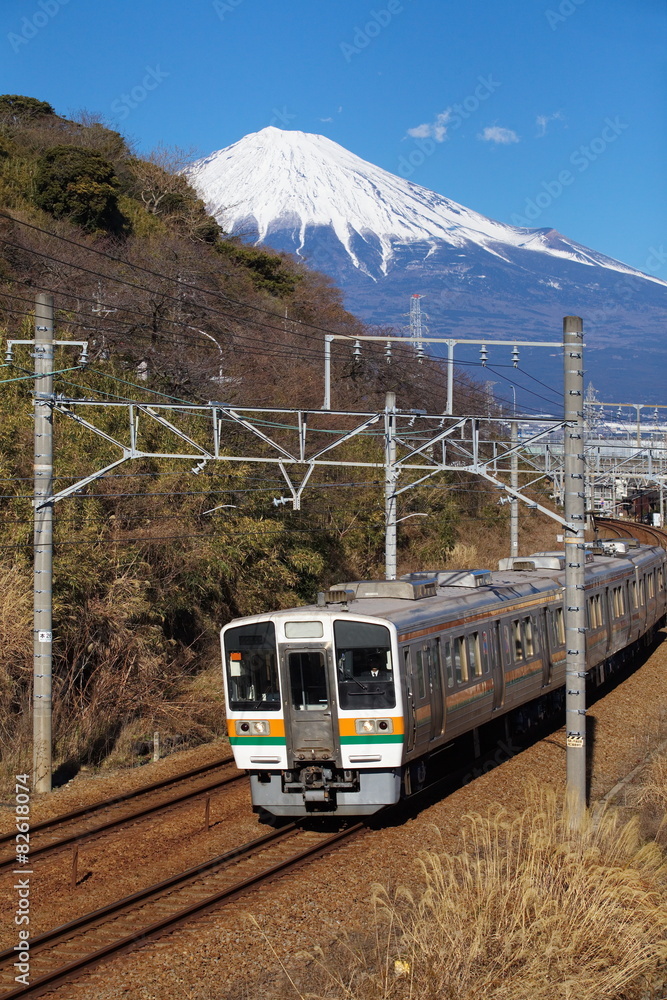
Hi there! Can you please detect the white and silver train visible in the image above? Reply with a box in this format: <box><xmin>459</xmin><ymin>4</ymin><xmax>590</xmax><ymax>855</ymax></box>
<box><xmin>220</xmin><ymin>540</ymin><xmax>667</xmax><ymax>817</ymax></box>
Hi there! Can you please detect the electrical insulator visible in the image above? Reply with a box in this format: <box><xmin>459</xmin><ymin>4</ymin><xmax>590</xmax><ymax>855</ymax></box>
<box><xmin>353</xmin><ymin>340</ymin><xmax>361</xmax><ymax>360</ymax></box>
<box><xmin>415</xmin><ymin>343</ymin><xmax>424</xmax><ymax>363</ymax></box>
<box><xmin>480</xmin><ymin>344</ymin><xmax>488</xmax><ymax>366</ymax></box>
<box><xmin>4</xmin><ymin>350</ymin><xmax>12</xmax><ymax>363</ymax></box>
<box><xmin>385</xmin><ymin>341</ymin><xmax>392</xmax><ymax>363</ymax></box>
<box><xmin>511</xmin><ymin>345</ymin><xmax>520</xmax><ymax>368</ymax></box>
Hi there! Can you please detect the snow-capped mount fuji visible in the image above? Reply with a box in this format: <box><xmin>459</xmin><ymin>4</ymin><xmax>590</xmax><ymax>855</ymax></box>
<box><xmin>187</xmin><ymin>127</ymin><xmax>667</xmax><ymax>401</ymax></box>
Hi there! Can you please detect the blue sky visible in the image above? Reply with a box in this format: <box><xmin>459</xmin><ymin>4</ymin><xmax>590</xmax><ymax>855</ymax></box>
<box><xmin>3</xmin><ymin>0</ymin><xmax>666</xmax><ymax>279</ymax></box>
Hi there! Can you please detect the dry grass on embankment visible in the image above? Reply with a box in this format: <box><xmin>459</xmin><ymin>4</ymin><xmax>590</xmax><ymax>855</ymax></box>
<box><xmin>281</xmin><ymin>790</ymin><xmax>667</xmax><ymax>1000</ymax></box>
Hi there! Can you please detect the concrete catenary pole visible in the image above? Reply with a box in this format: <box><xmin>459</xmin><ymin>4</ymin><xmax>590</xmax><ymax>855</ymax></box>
<box><xmin>563</xmin><ymin>315</ymin><xmax>587</xmax><ymax>818</ymax></box>
<box><xmin>33</xmin><ymin>293</ymin><xmax>54</xmax><ymax>793</ymax></box>
<box><xmin>510</xmin><ymin>420</ymin><xmax>519</xmax><ymax>558</ymax></box>
<box><xmin>385</xmin><ymin>391</ymin><xmax>397</xmax><ymax>580</ymax></box>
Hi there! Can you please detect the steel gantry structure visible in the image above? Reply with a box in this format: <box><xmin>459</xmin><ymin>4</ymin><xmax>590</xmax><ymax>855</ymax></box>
<box><xmin>5</xmin><ymin>301</ymin><xmax>590</xmax><ymax>818</ymax></box>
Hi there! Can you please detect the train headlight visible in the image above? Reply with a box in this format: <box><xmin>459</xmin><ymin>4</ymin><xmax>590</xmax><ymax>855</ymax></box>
<box><xmin>354</xmin><ymin>718</ymin><xmax>394</xmax><ymax>735</ymax></box>
<box><xmin>357</xmin><ymin>719</ymin><xmax>377</xmax><ymax>734</ymax></box>
<box><xmin>235</xmin><ymin>720</ymin><xmax>270</xmax><ymax>736</ymax></box>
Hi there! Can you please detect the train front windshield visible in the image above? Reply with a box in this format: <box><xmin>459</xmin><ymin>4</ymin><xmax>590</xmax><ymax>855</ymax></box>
<box><xmin>334</xmin><ymin>620</ymin><xmax>395</xmax><ymax>710</ymax></box>
<box><xmin>224</xmin><ymin>621</ymin><xmax>281</xmax><ymax>711</ymax></box>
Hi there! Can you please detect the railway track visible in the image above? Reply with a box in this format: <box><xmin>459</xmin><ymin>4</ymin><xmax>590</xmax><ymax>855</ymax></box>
<box><xmin>0</xmin><ymin>754</ymin><xmax>243</xmax><ymax>873</ymax></box>
<box><xmin>0</xmin><ymin>822</ymin><xmax>364</xmax><ymax>999</ymax></box>
<box><xmin>594</xmin><ymin>516</ymin><xmax>667</xmax><ymax>549</ymax></box>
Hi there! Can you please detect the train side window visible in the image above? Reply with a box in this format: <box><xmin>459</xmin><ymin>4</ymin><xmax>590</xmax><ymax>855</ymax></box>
<box><xmin>639</xmin><ymin>577</ymin><xmax>646</xmax><ymax>604</ymax></box>
<box><xmin>443</xmin><ymin>639</ymin><xmax>454</xmax><ymax>688</ymax></box>
<box><xmin>467</xmin><ymin>632</ymin><xmax>482</xmax><ymax>677</ymax></box>
<box><xmin>631</xmin><ymin>581</ymin><xmax>638</xmax><ymax>609</ymax></box>
<box><xmin>454</xmin><ymin>636</ymin><xmax>468</xmax><ymax>683</ymax></box>
<box><xmin>648</xmin><ymin>573</ymin><xmax>655</xmax><ymax>598</ymax></box>
<box><xmin>512</xmin><ymin>620</ymin><xmax>523</xmax><ymax>661</ymax></box>
<box><xmin>502</xmin><ymin>625</ymin><xmax>512</xmax><ymax>663</ymax></box>
<box><xmin>523</xmin><ymin>618</ymin><xmax>534</xmax><ymax>657</ymax></box>
<box><xmin>415</xmin><ymin>648</ymin><xmax>426</xmax><ymax>700</ymax></box>
<box><xmin>424</xmin><ymin>644</ymin><xmax>433</xmax><ymax>690</ymax></box>
<box><xmin>555</xmin><ymin>607</ymin><xmax>565</xmax><ymax>645</ymax></box>
<box><xmin>481</xmin><ymin>630</ymin><xmax>490</xmax><ymax>673</ymax></box>
<box><xmin>658</xmin><ymin>570</ymin><xmax>664</xmax><ymax>593</ymax></box>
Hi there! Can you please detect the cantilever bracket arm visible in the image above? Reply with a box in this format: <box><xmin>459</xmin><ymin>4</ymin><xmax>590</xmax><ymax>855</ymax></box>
<box><xmin>35</xmin><ymin>456</ymin><xmax>131</xmax><ymax>509</ymax></box>
<box><xmin>474</xmin><ymin>467</ymin><xmax>573</xmax><ymax>529</ymax></box>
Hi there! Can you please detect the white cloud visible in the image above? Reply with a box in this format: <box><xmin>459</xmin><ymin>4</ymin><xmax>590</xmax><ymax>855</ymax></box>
<box><xmin>478</xmin><ymin>125</ymin><xmax>520</xmax><ymax>144</ymax></box>
<box><xmin>319</xmin><ymin>117</ymin><xmax>333</xmax><ymax>122</ymax></box>
<box><xmin>536</xmin><ymin>111</ymin><xmax>564</xmax><ymax>137</ymax></box>
<box><xmin>406</xmin><ymin>109</ymin><xmax>452</xmax><ymax>143</ymax></box>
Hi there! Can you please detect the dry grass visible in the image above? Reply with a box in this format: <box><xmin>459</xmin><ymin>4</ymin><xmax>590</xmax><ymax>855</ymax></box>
<box><xmin>285</xmin><ymin>791</ymin><xmax>667</xmax><ymax>1000</ymax></box>
<box><xmin>638</xmin><ymin>752</ymin><xmax>667</xmax><ymax>844</ymax></box>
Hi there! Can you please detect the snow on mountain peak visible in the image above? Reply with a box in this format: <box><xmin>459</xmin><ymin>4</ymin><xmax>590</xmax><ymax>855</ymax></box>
<box><xmin>187</xmin><ymin>127</ymin><xmax>660</xmax><ymax>283</ymax></box>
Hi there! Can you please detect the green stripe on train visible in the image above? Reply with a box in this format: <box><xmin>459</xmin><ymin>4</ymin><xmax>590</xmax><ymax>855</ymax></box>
<box><xmin>339</xmin><ymin>735</ymin><xmax>404</xmax><ymax>744</ymax></box>
<box><xmin>229</xmin><ymin>736</ymin><xmax>287</xmax><ymax>745</ymax></box>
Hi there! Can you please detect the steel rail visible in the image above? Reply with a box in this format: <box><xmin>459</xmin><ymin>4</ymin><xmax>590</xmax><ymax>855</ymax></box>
<box><xmin>595</xmin><ymin>516</ymin><xmax>667</xmax><ymax>550</ymax></box>
<box><xmin>0</xmin><ymin>758</ymin><xmax>242</xmax><ymax>872</ymax></box>
<box><xmin>0</xmin><ymin>822</ymin><xmax>364</xmax><ymax>999</ymax></box>
<box><xmin>0</xmin><ymin>753</ymin><xmax>235</xmax><ymax>847</ymax></box>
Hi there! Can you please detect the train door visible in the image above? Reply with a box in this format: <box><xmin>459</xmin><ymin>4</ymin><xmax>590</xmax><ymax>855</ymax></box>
<box><xmin>429</xmin><ymin>638</ymin><xmax>445</xmax><ymax>740</ymax></box>
<box><xmin>536</xmin><ymin>611</ymin><xmax>550</xmax><ymax>687</ymax></box>
<box><xmin>283</xmin><ymin>648</ymin><xmax>337</xmax><ymax>763</ymax></box>
<box><xmin>604</xmin><ymin>587</ymin><xmax>612</xmax><ymax>655</ymax></box>
<box><xmin>489</xmin><ymin>623</ymin><xmax>504</xmax><ymax>710</ymax></box>
<box><xmin>402</xmin><ymin>647</ymin><xmax>416</xmax><ymax>753</ymax></box>
<box><xmin>413</xmin><ymin>644</ymin><xmax>432</xmax><ymax>754</ymax></box>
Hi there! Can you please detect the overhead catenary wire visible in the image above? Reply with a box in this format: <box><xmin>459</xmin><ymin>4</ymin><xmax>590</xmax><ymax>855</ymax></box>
<box><xmin>1</xmin><ymin>219</ymin><xmax>563</xmax><ymax>413</ymax></box>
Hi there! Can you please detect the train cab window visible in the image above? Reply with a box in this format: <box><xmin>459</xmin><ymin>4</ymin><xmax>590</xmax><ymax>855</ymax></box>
<box><xmin>334</xmin><ymin>620</ymin><xmax>395</xmax><ymax>710</ymax></box>
<box><xmin>467</xmin><ymin>633</ymin><xmax>482</xmax><ymax>677</ymax></box>
<box><xmin>443</xmin><ymin>640</ymin><xmax>454</xmax><ymax>688</ymax></box>
<box><xmin>223</xmin><ymin>621</ymin><xmax>281</xmax><ymax>711</ymax></box>
<box><xmin>289</xmin><ymin>651</ymin><xmax>328</xmax><ymax>711</ymax></box>
<box><xmin>512</xmin><ymin>620</ymin><xmax>523</xmax><ymax>661</ymax></box>
<box><xmin>523</xmin><ymin>619</ymin><xmax>534</xmax><ymax>657</ymax></box>
<box><xmin>453</xmin><ymin>636</ymin><xmax>469</xmax><ymax>683</ymax></box>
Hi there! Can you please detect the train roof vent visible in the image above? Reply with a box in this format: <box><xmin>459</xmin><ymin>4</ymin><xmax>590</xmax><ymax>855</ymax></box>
<box><xmin>498</xmin><ymin>556</ymin><xmax>564</xmax><ymax>571</ymax></box>
<box><xmin>432</xmin><ymin>570</ymin><xmax>492</xmax><ymax>588</ymax></box>
<box><xmin>327</xmin><ymin>579</ymin><xmax>437</xmax><ymax>602</ymax></box>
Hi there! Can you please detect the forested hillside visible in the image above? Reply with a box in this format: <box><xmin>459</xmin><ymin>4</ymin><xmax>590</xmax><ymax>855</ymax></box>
<box><xmin>0</xmin><ymin>96</ymin><xmax>557</xmax><ymax>785</ymax></box>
